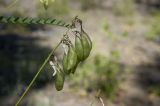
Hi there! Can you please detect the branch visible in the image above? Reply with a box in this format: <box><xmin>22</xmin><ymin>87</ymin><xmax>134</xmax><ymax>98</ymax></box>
<box><xmin>90</xmin><ymin>90</ymin><xmax>105</xmax><ymax>106</ymax></box>
<box><xmin>0</xmin><ymin>16</ymin><xmax>71</xmax><ymax>28</ymax></box>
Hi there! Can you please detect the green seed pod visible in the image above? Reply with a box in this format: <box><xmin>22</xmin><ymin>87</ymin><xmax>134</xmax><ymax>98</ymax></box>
<box><xmin>81</xmin><ymin>29</ymin><xmax>92</xmax><ymax>51</ymax></box>
<box><xmin>66</xmin><ymin>45</ymin><xmax>77</xmax><ymax>72</ymax></box>
<box><xmin>71</xmin><ymin>61</ymin><xmax>79</xmax><ymax>74</ymax></box>
<box><xmin>80</xmin><ymin>21</ymin><xmax>92</xmax><ymax>56</ymax></box>
<box><xmin>55</xmin><ymin>68</ymin><xmax>65</xmax><ymax>91</ymax></box>
<box><xmin>81</xmin><ymin>33</ymin><xmax>91</xmax><ymax>60</ymax></box>
<box><xmin>75</xmin><ymin>35</ymin><xmax>84</xmax><ymax>61</ymax></box>
<box><xmin>63</xmin><ymin>53</ymin><xmax>68</xmax><ymax>73</ymax></box>
<box><xmin>62</xmin><ymin>45</ymin><xmax>77</xmax><ymax>74</ymax></box>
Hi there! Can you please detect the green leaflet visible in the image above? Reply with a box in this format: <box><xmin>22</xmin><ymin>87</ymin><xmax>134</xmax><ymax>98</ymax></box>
<box><xmin>7</xmin><ymin>16</ymin><xmax>17</xmax><ymax>23</ymax></box>
<box><xmin>0</xmin><ymin>16</ymin><xmax>71</xmax><ymax>28</ymax></box>
<box><xmin>23</xmin><ymin>17</ymin><xmax>32</xmax><ymax>24</ymax></box>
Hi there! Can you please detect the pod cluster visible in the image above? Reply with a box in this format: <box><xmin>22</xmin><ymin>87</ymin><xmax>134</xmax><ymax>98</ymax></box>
<box><xmin>52</xmin><ymin>20</ymin><xmax>92</xmax><ymax>91</ymax></box>
<box><xmin>62</xmin><ymin>26</ymin><xmax>92</xmax><ymax>75</ymax></box>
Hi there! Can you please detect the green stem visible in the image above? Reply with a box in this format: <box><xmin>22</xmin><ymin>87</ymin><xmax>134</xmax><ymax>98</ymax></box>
<box><xmin>15</xmin><ymin>41</ymin><xmax>62</xmax><ymax>106</ymax></box>
<box><xmin>0</xmin><ymin>16</ymin><xmax>71</xmax><ymax>28</ymax></box>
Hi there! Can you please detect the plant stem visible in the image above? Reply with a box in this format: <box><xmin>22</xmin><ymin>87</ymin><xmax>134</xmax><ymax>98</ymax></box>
<box><xmin>7</xmin><ymin>0</ymin><xmax>19</xmax><ymax>9</ymax></box>
<box><xmin>15</xmin><ymin>41</ymin><xmax>62</xmax><ymax>106</ymax></box>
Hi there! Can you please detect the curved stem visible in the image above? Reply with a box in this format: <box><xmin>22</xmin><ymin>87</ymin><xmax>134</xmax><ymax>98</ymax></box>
<box><xmin>7</xmin><ymin>0</ymin><xmax>19</xmax><ymax>9</ymax></box>
<box><xmin>15</xmin><ymin>41</ymin><xmax>62</xmax><ymax>106</ymax></box>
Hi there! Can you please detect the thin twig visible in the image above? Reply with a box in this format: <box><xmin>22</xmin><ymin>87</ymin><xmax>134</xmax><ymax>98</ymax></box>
<box><xmin>90</xmin><ymin>90</ymin><xmax>105</xmax><ymax>106</ymax></box>
<box><xmin>15</xmin><ymin>40</ymin><xmax>62</xmax><ymax>106</ymax></box>
<box><xmin>7</xmin><ymin>0</ymin><xmax>19</xmax><ymax>9</ymax></box>
<box><xmin>90</xmin><ymin>97</ymin><xmax>95</xmax><ymax>106</ymax></box>
<box><xmin>99</xmin><ymin>97</ymin><xmax>105</xmax><ymax>106</ymax></box>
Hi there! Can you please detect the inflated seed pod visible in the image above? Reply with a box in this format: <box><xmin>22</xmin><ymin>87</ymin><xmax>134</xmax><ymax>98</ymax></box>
<box><xmin>71</xmin><ymin>61</ymin><xmax>79</xmax><ymax>74</ymax></box>
<box><xmin>63</xmin><ymin>53</ymin><xmax>68</xmax><ymax>73</ymax></box>
<box><xmin>66</xmin><ymin>45</ymin><xmax>77</xmax><ymax>71</ymax></box>
<box><xmin>75</xmin><ymin>35</ymin><xmax>84</xmax><ymax>61</ymax></box>
<box><xmin>55</xmin><ymin>67</ymin><xmax>65</xmax><ymax>91</ymax></box>
<box><xmin>81</xmin><ymin>28</ymin><xmax>92</xmax><ymax>51</ymax></box>
<box><xmin>81</xmin><ymin>33</ymin><xmax>91</xmax><ymax>60</ymax></box>
<box><xmin>62</xmin><ymin>45</ymin><xmax>77</xmax><ymax>74</ymax></box>
<box><xmin>80</xmin><ymin>25</ymin><xmax>92</xmax><ymax>60</ymax></box>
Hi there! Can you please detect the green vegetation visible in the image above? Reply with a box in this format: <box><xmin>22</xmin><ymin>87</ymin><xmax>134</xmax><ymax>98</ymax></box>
<box><xmin>113</xmin><ymin>0</ymin><xmax>135</xmax><ymax>16</ymax></box>
<box><xmin>150</xmin><ymin>85</ymin><xmax>160</xmax><ymax>97</ymax></box>
<box><xmin>37</xmin><ymin>0</ymin><xmax>69</xmax><ymax>17</ymax></box>
<box><xmin>0</xmin><ymin>16</ymin><xmax>71</xmax><ymax>27</ymax></box>
<box><xmin>70</xmin><ymin>51</ymin><xmax>121</xmax><ymax>100</ymax></box>
<box><xmin>1</xmin><ymin>0</ymin><xmax>160</xmax><ymax>105</ymax></box>
<box><xmin>102</xmin><ymin>20</ymin><xmax>117</xmax><ymax>40</ymax></box>
<box><xmin>146</xmin><ymin>13</ymin><xmax>160</xmax><ymax>41</ymax></box>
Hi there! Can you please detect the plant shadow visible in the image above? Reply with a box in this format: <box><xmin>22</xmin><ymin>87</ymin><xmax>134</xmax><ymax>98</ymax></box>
<box><xmin>124</xmin><ymin>52</ymin><xmax>160</xmax><ymax>106</ymax></box>
<box><xmin>0</xmin><ymin>33</ymin><xmax>54</xmax><ymax>106</ymax></box>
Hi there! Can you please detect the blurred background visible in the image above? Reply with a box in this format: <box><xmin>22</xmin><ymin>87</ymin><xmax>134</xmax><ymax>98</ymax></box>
<box><xmin>0</xmin><ymin>0</ymin><xmax>160</xmax><ymax>106</ymax></box>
